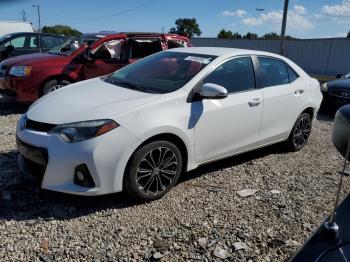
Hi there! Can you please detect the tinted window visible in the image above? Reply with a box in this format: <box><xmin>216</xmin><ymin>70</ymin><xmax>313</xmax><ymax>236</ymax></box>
<box><xmin>130</xmin><ymin>38</ymin><xmax>162</xmax><ymax>59</ymax></box>
<box><xmin>41</xmin><ymin>36</ymin><xmax>66</xmax><ymax>49</ymax></box>
<box><xmin>259</xmin><ymin>57</ymin><xmax>289</xmax><ymax>87</ymax></box>
<box><xmin>204</xmin><ymin>57</ymin><xmax>255</xmax><ymax>93</ymax></box>
<box><xmin>287</xmin><ymin>66</ymin><xmax>299</xmax><ymax>82</ymax></box>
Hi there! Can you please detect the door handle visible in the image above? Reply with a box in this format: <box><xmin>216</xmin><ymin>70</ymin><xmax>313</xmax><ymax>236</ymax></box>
<box><xmin>295</xmin><ymin>89</ymin><xmax>304</xmax><ymax>95</ymax></box>
<box><xmin>248</xmin><ymin>98</ymin><xmax>263</xmax><ymax>107</ymax></box>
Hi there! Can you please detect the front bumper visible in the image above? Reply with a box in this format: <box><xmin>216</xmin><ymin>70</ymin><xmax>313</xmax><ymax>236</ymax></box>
<box><xmin>0</xmin><ymin>76</ymin><xmax>36</xmax><ymax>103</ymax></box>
<box><xmin>16</xmin><ymin>123</ymin><xmax>141</xmax><ymax>196</ymax></box>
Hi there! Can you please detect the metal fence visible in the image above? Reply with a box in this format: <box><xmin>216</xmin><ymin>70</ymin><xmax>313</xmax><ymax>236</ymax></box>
<box><xmin>191</xmin><ymin>38</ymin><xmax>350</xmax><ymax>76</ymax></box>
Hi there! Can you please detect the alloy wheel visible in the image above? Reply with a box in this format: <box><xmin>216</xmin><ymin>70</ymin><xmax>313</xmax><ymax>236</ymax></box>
<box><xmin>136</xmin><ymin>147</ymin><xmax>178</xmax><ymax>196</ymax></box>
<box><xmin>293</xmin><ymin>115</ymin><xmax>311</xmax><ymax>149</ymax></box>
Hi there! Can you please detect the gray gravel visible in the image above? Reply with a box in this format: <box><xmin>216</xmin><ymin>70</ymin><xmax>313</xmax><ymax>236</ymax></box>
<box><xmin>1</xmin><ymin>104</ymin><xmax>349</xmax><ymax>261</ymax></box>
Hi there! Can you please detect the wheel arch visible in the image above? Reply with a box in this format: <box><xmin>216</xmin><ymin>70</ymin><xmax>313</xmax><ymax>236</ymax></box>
<box><xmin>127</xmin><ymin>133</ymin><xmax>189</xmax><ymax>174</ymax></box>
<box><xmin>39</xmin><ymin>75</ymin><xmax>75</xmax><ymax>96</ymax></box>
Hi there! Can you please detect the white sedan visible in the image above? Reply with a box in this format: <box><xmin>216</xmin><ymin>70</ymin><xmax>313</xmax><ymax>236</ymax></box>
<box><xmin>16</xmin><ymin>47</ymin><xmax>322</xmax><ymax>201</ymax></box>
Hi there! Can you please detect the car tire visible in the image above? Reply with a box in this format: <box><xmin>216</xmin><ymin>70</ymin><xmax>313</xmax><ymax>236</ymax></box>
<box><xmin>285</xmin><ymin>112</ymin><xmax>312</xmax><ymax>152</ymax></box>
<box><xmin>41</xmin><ymin>79</ymin><xmax>71</xmax><ymax>96</ymax></box>
<box><xmin>124</xmin><ymin>140</ymin><xmax>183</xmax><ymax>202</ymax></box>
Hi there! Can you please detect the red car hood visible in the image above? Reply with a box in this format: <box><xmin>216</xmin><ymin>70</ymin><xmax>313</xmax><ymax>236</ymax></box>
<box><xmin>1</xmin><ymin>52</ymin><xmax>69</xmax><ymax>66</ymax></box>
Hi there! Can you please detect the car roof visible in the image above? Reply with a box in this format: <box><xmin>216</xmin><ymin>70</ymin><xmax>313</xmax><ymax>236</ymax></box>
<box><xmin>1</xmin><ymin>32</ymin><xmax>67</xmax><ymax>38</ymax></box>
<box><xmin>83</xmin><ymin>32</ymin><xmax>188</xmax><ymax>39</ymax></box>
<box><xmin>166</xmin><ymin>47</ymin><xmax>283</xmax><ymax>59</ymax></box>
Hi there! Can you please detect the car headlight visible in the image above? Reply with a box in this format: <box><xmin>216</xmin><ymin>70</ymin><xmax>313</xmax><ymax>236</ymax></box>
<box><xmin>50</xmin><ymin>119</ymin><xmax>119</xmax><ymax>143</ymax></box>
<box><xmin>321</xmin><ymin>82</ymin><xmax>328</xmax><ymax>92</ymax></box>
<box><xmin>9</xmin><ymin>66</ymin><xmax>32</xmax><ymax>77</ymax></box>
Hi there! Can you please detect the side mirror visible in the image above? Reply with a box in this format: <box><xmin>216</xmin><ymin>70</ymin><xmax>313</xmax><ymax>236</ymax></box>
<box><xmin>197</xmin><ymin>83</ymin><xmax>228</xmax><ymax>99</ymax></box>
<box><xmin>336</xmin><ymin>74</ymin><xmax>343</xmax><ymax>79</ymax></box>
<box><xmin>332</xmin><ymin>105</ymin><xmax>350</xmax><ymax>161</ymax></box>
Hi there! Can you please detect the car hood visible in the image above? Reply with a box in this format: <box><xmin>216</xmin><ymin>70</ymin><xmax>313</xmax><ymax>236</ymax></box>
<box><xmin>1</xmin><ymin>52</ymin><xmax>65</xmax><ymax>66</ymax></box>
<box><xmin>327</xmin><ymin>79</ymin><xmax>350</xmax><ymax>90</ymax></box>
<box><xmin>27</xmin><ymin>77</ymin><xmax>162</xmax><ymax>124</ymax></box>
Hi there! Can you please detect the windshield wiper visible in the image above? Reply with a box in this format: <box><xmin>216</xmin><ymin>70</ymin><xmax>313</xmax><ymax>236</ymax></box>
<box><xmin>107</xmin><ymin>78</ymin><xmax>154</xmax><ymax>93</ymax></box>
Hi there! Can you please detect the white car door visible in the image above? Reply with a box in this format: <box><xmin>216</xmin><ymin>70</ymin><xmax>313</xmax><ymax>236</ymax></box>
<box><xmin>192</xmin><ymin>56</ymin><xmax>264</xmax><ymax>163</ymax></box>
<box><xmin>257</xmin><ymin>56</ymin><xmax>305</xmax><ymax>146</ymax></box>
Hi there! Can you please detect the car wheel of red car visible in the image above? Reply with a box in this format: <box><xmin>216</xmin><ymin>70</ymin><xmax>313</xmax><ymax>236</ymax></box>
<box><xmin>41</xmin><ymin>79</ymin><xmax>71</xmax><ymax>96</ymax></box>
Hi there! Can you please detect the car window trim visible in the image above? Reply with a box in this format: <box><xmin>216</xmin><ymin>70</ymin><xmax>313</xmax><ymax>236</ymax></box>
<box><xmin>287</xmin><ymin>65</ymin><xmax>300</xmax><ymax>83</ymax></box>
<box><xmin>193</xmin><ymin>55</ymin><xmax>258</xmax><ymax>97</ymax></box>
<box><xmin>256</xmin><ymin>55</ymin><xmax>293</xmax><ymax>88</ymax></box>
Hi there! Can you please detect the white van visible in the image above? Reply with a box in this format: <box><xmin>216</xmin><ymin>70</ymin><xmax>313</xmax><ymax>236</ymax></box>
<box><xmin>0</xmin><ymin>21</ymin><xmax>34</xmax><ymax>37</ymax></box>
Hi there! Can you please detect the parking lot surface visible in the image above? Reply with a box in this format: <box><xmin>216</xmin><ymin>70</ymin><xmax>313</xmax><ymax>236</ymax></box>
<box><xmin>1</xmin><ymin>105</ymin><xmax>349</xmax><ymax>261</ymax></box>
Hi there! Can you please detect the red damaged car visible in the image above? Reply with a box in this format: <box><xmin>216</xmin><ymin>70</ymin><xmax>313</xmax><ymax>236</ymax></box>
<box><xmin>0</xmin><ymin>32</ymin><xmax>191</xmax><ymax>102</ymax></box>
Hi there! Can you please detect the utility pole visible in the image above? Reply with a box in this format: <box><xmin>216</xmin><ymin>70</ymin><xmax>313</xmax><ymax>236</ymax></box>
<box><xmin>280</xmin><ymin>0</ymin><xmax>289</xmax><ymax>55</ymax></box>
<box><xmin>32</xmin><ymin>4</ymin><xmax>41</xmax><ymax>32</ymax></box>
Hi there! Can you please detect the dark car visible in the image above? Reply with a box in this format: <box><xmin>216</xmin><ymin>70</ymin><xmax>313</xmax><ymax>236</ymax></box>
<box><xmin>0</xmin><ymin>32</ymin><xmax>68</xmax><ymax>62</ymax></box>
<box><xmin>321</xmin><ymin>72</ymin><xmax>350</xmax><ymax>110</ymax></box>
<box><xmin>0</xmin><ymin>32</ymin><xmax>191</xmax><ymax>102</ymax></box>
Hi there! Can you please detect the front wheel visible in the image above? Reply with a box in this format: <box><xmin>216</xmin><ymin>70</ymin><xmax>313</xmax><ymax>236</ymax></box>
<box><xmin>124</xmin><ymin>141</ymin><xmax>183</xmax><ymax>202</ymax></box>
<box><xmin>41</xmin><ymin>79</ymin><xmax>71</xmax><ymax>96</ymax></box>
<box><xmin>285</xmin><ymin>113</ymin><xmax>312</xmax><ymax>152</ymax></box>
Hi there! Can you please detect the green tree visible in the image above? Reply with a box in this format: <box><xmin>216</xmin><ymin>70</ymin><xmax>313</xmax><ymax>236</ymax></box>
<box><xmin>347</xmin><ymin>31</ymin><xmax>350</xmax><ymax>38</ymax></box>
<box><xmin>217</xmin><ymin>29</ymin><xmax>233</xmax><ymax>38</ymax></box>
<box><xmin>42</xmin><ymin>25</ymin><xmax>82</xmax><ymax>37</ymax></box>
<box><xmin>262</xmin><ymin>32</ymin><xmax>280</xmax><ymax>40</ymax></box>
<box><xmin>231</xmin><ymin>32</ymin><xmax>242</xmax><ymax>39</ymax></box>
<box><xmin>169</xmin><ymin>18</ymin><xmax>201</xmax><ymax>37</ymax></box>
<box><xmin>243</xmin><ymin>32</ymin><xmax>258</xmax><ymax>39</ymax></box>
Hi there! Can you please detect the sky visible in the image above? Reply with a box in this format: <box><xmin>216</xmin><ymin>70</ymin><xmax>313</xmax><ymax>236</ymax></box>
<box><xmin>0</xmin><ymin>0</ymin><xmax>349</xmax><ymax>39</ymax></box>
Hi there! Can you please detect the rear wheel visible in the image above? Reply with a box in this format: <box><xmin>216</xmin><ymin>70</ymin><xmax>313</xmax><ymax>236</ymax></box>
<box><xmin>124</xmin><ymin>141</ymin><xmax>182</xmax><ymax>202</ymax></box>
<box><xmin>41</xmin><ymin>79</ymin><xmax>71</xmax><ymax>96</ymax></box>
<box><xmin>285</xmin><ymin>112</ymin><xmax>312</xmax><ymax>152</ymax></box>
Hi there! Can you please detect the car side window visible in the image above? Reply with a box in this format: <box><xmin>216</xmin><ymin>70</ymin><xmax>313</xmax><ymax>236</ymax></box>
<box><xmin>258</xmin><ymin>57</ymin><xmax>289</xmax><ymax>88</ymax></box>
<box><xmin>203</xmin><ymin>56</ymin><xmax>255</xmax><ymax>93</ymax></box>
<box><xmin>41</xmin><ymin>36</ymin><xmax>66</xmax><ymax>49</ymax></box>
<box><xmin>287</xmin><ymin>66</ymin><xmax>299</xmax><ymax>82</ymax></box>
<box><xmin>90</xmin><ymin>40</ymin><xmax>123</xmax><ymax>60</ymax></box>
<box><xmin>29</xmin><ymin>36</ymin><xmax>38</xmax><ymax>48</ymax></box>
<box><xmin>167</xmin><ymin>39</ymin><xmax>188</xmax><ymax>49</ymax></box>
<box><xmin>5</xmin><ymin>36</ymin><xmax>25</xmax><ymax>48</ymax></box>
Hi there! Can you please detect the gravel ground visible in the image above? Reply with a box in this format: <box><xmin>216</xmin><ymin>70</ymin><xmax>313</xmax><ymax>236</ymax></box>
<box><xmin>0</xmin><ymin>104</ymin><xmax>349</xmax><ymax>262</ymax></box>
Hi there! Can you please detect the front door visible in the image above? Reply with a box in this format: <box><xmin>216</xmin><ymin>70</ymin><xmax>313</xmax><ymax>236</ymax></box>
<box><xmin>84</xmin><ymin>38</ymin><xmax>127</xmax><ymax>79</ymax></box>
<box><xmin>193</xmin><ymin>56</ymin><xmax>263</xmax><ymax>163</ymax></box>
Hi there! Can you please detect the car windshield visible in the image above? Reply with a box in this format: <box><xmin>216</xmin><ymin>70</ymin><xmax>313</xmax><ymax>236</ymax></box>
<box><xmin>48</xmin><ymin>36</ymin><xmax>98</xmax><ymax>55</ymax></box>
<box><xmin>105</xmin><ymin>51</ymin><xmax>217</xmax><ymax>94</ymax></box>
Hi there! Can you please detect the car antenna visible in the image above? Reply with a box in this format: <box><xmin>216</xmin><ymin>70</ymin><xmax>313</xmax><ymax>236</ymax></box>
<box><xmin>322</xmin><ymin>110</ymin><xmax>350</xmax><ymax>241</ymax></box>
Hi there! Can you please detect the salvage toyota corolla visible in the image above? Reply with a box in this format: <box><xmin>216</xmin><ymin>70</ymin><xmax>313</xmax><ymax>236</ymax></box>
<box><xmin>16</xmin><ymin>47</ymin><xmax>323</xmax><ymax>201</ymax></box>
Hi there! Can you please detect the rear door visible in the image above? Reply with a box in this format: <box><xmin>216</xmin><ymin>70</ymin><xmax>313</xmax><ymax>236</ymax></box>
<box><xmin>257</xmin><ymin>56</ymin><xmax>305</xmax><ymax>145</ymax></box>
<box><xmin>84</xmin><ymin>37</ymin><xmax>127</xmax><ymax>79</ymax></box>
<box><xmin>193</xmin><ymin>56</ymin><xmax>264</xmax><ymax>163</ymax></box>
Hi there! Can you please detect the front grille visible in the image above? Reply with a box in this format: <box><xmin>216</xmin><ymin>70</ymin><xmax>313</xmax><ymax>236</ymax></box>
<box><xmin>16</xmin><ymin>137</ymin><xmax>48</xmax><ymax>185</ymax></box>
<box><xmin>26</xmin><ymin>118</ymin><xmax>57</xmax><ymax>132</ymax></box>
<box><xmin>330</xmin><ymin>89</ymin><xmax>350</xmax><ymax>99</ymax></box>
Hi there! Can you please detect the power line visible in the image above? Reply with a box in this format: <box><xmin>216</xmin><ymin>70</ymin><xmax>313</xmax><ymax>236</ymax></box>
<box><xmin>52</xmin><ymin>0</ymin><xmax>159</xmax><ymax>21</ymax></box>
